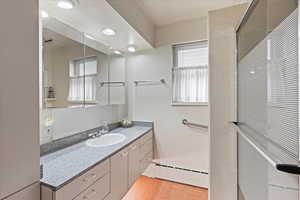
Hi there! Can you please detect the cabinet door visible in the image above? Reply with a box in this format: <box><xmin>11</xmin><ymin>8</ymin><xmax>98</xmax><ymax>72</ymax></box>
<box><xmin>0</xmin><ymin>1</ymin><xmax>40</xmax><ymax>199</ymax></box>
<box><xmin>110</xmin><ymin>148</ymin><xmax>129</xmax><ymax>200</ymax></box>
<box><xmin>128</xmin><ymin>141</ymin><xmax>140</xmax><ymax>188</ymax></box>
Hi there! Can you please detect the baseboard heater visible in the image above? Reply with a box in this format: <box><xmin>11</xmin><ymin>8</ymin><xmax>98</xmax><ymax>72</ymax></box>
<box><xmin>154</xmin><ymin>163</ymin><xmax>208</xmax><ymax>175</ymax></box>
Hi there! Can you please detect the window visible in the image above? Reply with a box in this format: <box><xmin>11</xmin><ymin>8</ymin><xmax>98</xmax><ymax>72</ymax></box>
<box><xmin>172</xmin><ymin>41</ymin><xmax>208</xmax><ymax>105</ymax></box>
<box><xmin>68</xmin><ymin>56</ymin><xmax>98</xmax><ymax>103</ymax></box>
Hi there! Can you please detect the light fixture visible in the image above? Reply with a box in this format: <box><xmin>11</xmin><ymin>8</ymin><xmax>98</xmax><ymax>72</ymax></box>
<box><xmin>57</xmin><ymin>0</ymin><xmax>76</xmax><ymax>9</ymax></box>
<box><xmin>84</xmin><ymin>34</ymin><xmax>95</xmax><ymax>40</ymax></box>
<box><xmin>41</xmin><ymin>10</ymin><xmax>49</xmax><ymax>18</ymax></box>
<box><xmin>113</xmin><ymin>50</ymin><xmax>122</xmax><ymax>55</ymax></box>
<box><xmin>127</xmin><ymin>45</ymin><xmax>136</xmax><ymax>53</ymax></box>
<box><xmin>102</xmin><ymin>28</ymin><xmax>116</xmax><ymax>36</ymax></box>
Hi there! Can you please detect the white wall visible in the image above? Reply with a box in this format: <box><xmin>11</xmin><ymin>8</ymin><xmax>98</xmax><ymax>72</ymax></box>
<box><xmin>126</xmin><ymin>17</ymin><xmax>209</xmax><ymax>187</ymax></box>
<box><xmin>208</xmin><ymin>4</ymin><xmax>248</xmax><ymax>200</ymax></box>
<box><xmin>109</xmin><ymin>56</ymin><xmax>126</xmax><ymax>105</ymax></box>
<box><xmin>40</xmin><ymin>104</ymin><xmax>127</xmax><ymax>144</ymax></box>
<box><xmin>155</xmin><ymin>17</ymin><xmax>207</xmax><ymax>47</ymax></box>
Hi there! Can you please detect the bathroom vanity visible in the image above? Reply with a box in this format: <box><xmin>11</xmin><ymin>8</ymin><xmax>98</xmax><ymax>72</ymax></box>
<box><xmin>40</xmin><ymin>11</ymin><xmax>151</xmax><ymax>200</ymax></box>
<box><xmin>41</xmin><ymin>125</ymin><xmax>154</xmax><ymax>200</ymax></box>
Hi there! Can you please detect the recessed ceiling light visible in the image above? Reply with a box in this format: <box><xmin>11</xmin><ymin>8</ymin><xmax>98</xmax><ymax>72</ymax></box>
<box><xmin>113</xmin><ymin>50</ymin><xmax>122</xmax><ymax>55</ymax></box>
<box><xmin>102</xmin><ymin>28</ymin><xmax>116</xmax><ymax>36</ymax></box>
<box><xmin>41</xmin><ymin>10</ymin><xmax>49</xmax><ymax>18</ymax></box>
<box><xmin>84</xmin><ymin>34</ymin><xmax>95</xmax><ymax>40</ymax></box>
<box><xmin>127</xmin><ymin>45</ymin><xmax>136</xmax><ymax>53</ymax></box>
<box><xmin>57</xmin><ymin>0</ymin><xmax>75</xmax><ymax>9</ymax></box>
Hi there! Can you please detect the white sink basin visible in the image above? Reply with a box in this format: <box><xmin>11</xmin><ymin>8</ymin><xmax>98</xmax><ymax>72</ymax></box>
<box><xmin>86</xmin><ymin>133</ymin><xmax>126</xmax><ymax>147</ymax></box>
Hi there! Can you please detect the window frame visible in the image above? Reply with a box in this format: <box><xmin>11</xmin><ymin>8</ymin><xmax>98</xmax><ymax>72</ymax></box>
<box><xmin>68</xmin><ymin>55</ymin><xmax>98</xmax><ymax>104</ymax></box>
<box><xmin>171</xmin><ymin>40</ymin><xmax>209</xmax><ymax>106</ymax></box>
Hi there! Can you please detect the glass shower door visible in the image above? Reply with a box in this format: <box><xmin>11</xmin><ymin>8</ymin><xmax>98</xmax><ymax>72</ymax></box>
<box><xmin>236</xmin><ymin>0</ymin><xmax>299</xmax><ymax>199</ymax></box>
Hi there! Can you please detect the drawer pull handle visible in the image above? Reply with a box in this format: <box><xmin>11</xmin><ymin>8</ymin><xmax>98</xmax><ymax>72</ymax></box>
<box><xmin>122</xmin><ymin>152</ymin><xmax>129</xmax><ymax>157</ymax></box>
<box><xmin>90</xmin><ymin>173</ymin><xmax>97</xmax><ymax>178</ymax></box>
<box><xmin>82</xmin><ymin>173</ymin><xmax>97</xmax><ymax>183</ymax></box>
<box><xmin>131</xmin><ymin>145</ymin><xmax>137</xmax><ymax>150</ymax></box>
<box><xmin>83</xmin><ymin>188</ymin><xmax>96</xmax><ymax>199</ymax></box>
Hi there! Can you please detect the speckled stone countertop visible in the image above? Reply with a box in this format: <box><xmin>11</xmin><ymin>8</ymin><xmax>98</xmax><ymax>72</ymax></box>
<box><xmin>40</xmin><ymin>125</ymin><xmax>153</xmax><ymax>190</ymax></box>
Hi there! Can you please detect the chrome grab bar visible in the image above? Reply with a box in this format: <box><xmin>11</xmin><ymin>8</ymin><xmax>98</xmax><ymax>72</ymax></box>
<box><xmin>134</xmin><ymin>79</ymin><xmax>166</xmax><ymax>86</ymax></box>
<box><xmin>182</xmin><ymin>119</ymin><xmax>208</xmax><ymax>129</ymax></box>
<box><xmin>231</xmin><ymin>121</ymin><xmax>300</xmax><ymax>175</ymax></box>
<box><xmin>99</xmin><ymin>81</ymin><xmax>125</xmax><ymax>87</ymax></box>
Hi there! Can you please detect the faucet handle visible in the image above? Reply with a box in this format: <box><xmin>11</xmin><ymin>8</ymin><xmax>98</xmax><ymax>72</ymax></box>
<box><xmin>88</xmin><ymin>133</ymin><xmax>93</xmax><ymax>137</ymax></box>
<box><xmin>88</xmin><ymin>133</ymin><xmax>96</xmax><ymax>138</ymax></box>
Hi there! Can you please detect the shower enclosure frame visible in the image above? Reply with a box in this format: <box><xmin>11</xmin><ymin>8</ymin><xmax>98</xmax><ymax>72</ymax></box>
<box><xmin>235</xmin><ymin>0</ymin><xmax>300</xmax><ymax>199</ymax></box>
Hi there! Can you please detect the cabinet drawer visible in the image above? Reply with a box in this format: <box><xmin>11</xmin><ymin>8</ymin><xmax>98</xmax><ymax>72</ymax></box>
<box><xmin>140</xmin><ymin>138</ymin><xmax>153</xmax><ymax>159</ymax></box>
<box><xmin>140</xmin><ymin>151</ymin><xmax>153</xmax><ymax>173</ymax></box>
<box><xmin>74</xmin><ymin>173</ymin><xmax>110</xmax><ymax>200</ymax></box>
<box><xmin>140</xmin><ymin>131</ymin><xmax>153</xmax><ymax>145</ymax></box>
<box><xmin>55</xmin><ymin>159</ymin><xmax>109</xmax><ymax>200</ymax></box>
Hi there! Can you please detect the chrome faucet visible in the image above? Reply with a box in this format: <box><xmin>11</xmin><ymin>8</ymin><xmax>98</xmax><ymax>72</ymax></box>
<box><xmin>88</xmin><ymin>121</ymin><xmax>110</xmax><ymax>139</ymax></box>
<box><xmin>99</xmin><ymin>121</ymin><xmax>109</xmax><ymax>135</ymax></box>
<box><xmin>88</xmin><ymin>131</ymin><xmax>101</xmax><ymax>138</ymax></box>
<box><xmin>88</xmin><ymin>130</ymin><xmax>102</xmax><ymax>138</ymax></box>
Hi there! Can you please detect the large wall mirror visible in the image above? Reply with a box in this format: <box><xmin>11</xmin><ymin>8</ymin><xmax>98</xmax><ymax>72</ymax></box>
<box><xmin>42</xmin><ymin>19</ymin><xmax>86</xmax><ymax>108</ymax></box>
<box><xmin>42</xmin><ymin>18</ymin><xmax>126</xmax><ymax>109</ymax></box>
<box><xmin>41</xmin><ymin>17</ymin><xmax>126</xmax><ymax>143</ymax></box>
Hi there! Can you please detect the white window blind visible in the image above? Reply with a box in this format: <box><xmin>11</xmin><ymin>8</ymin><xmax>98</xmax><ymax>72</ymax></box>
<box><xmin>172</xmin><ymin>41</ymin><xmax>208</xmax><ymax>104</ymax></box>
<box><xmin>68</xmin><ymin>56</ymin><xmax>98</xmax><ymax>102</ymax></box>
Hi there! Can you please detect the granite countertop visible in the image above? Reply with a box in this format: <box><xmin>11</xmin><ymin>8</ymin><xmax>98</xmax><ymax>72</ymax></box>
<box><xmin>40</xmin><ymin>125</ymin><xmax>153</xmax><ymax>190</ymax></box>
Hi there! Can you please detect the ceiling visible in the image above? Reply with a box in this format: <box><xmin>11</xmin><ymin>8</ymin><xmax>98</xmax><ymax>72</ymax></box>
<box><xmin>41</xmin><ymin>0</ymin><xmax>249</xmax><ymax>52</ymax></box>
<box><xmin>40</xmin><ymin>0</ymin><xmax>152</xmax><ymax>53</ymax></box>
<box><xmin>134</xmin><ymin>0</ymin><xmax>249</xmax><ymax>26</ymax></box>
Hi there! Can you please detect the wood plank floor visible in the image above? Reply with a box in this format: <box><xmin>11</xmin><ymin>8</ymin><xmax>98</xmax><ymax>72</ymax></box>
<box><xmin>122</xmin><ymin>176</ymin><xmax>208</xmax><ymax>200</ymax></box>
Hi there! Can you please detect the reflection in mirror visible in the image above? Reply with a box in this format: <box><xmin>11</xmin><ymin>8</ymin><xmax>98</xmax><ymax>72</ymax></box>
<box><xmin>82</xmin><ymin>37</ymin><xmax>126</xmax><ymax>107</ymax></box>
<box><xmin>42</xmin><ymin>19</ymin><xmax>85</xmax><ymax>108</ymax></box>
<box><xmin>42</xmin><ymin>18</ymin><xmax>127</xmax><ymax>110</ymax></box>
<box><xmin>40</xmin><ymin>16</ymin><xmax>127</xmax><ymax>144</ymax></box>
<box><xmin>83</xmin><ymin>37</ymin><xmax>109</xmax><ymax>106</ymax></box>
<box><xmin>108</xmin><ymin>55</ymin><xmax>126</xmax><ymax>105</ymax></box>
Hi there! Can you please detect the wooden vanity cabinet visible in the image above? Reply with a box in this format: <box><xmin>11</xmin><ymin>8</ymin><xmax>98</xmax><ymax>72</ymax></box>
<box><xmin>41</xmin><ymin>130</ymin><xmax>154</xmax><ymax>200</ymax></box>
<box><xmin>109</xmin><ymin>147</ymin><xmax>130</xmax><ymax>200</ymax></box>
<box><xmin>128</xmin><ymin>140</ymin><xmax>141</xmax><ymax>188</ymax></box>
<box><xmin>73</xmin><ymin>173</ymin><xmax>110</xmax><ymax>200</ymax></box>
<box><xmin>41</xmin><ymin>159</ymin><xmax>110</xmax><ymax>200</ymax></box>
<box><xmin>139</xmin><ymin>131</ymin><xmax>154</xmax><ymax>173</ymax></box>
<box><xmin>106</xmin><ymin>130</ymin><xmax>154</xmax><ymax>200</ymax></box>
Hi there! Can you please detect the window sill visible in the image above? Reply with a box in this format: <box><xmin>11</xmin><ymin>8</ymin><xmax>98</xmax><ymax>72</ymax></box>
<box><xmin>171</xmin><ymin>102</ymin><xmax>208</xmax><ymax>106</ymax></box>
